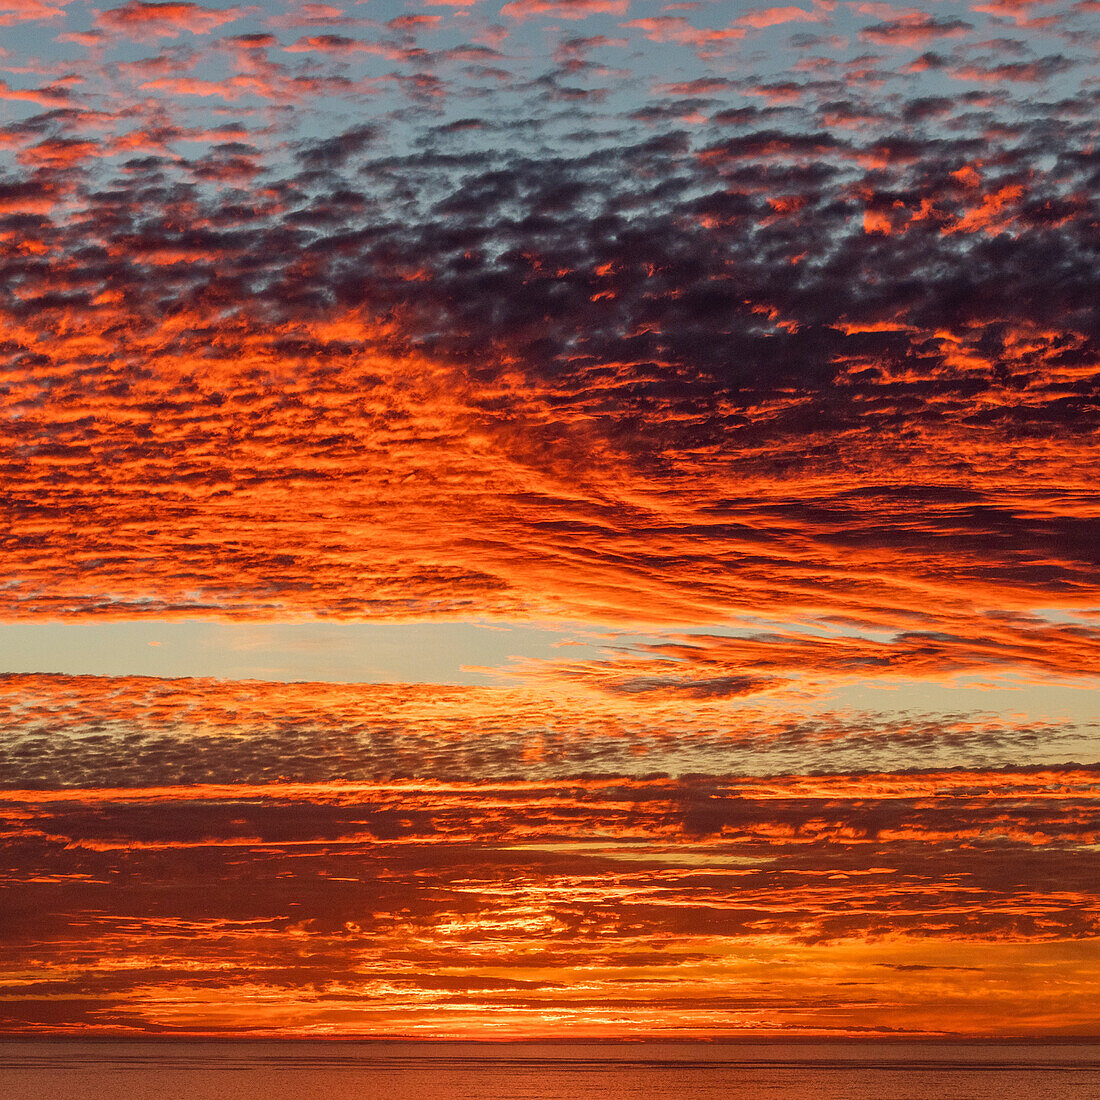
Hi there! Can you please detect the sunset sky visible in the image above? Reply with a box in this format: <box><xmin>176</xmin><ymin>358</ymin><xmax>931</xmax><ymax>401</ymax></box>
<box><xmin>1</xmin><ymin>0</ymin><xmax>1098</xmax><ymax>1039</ymax></box>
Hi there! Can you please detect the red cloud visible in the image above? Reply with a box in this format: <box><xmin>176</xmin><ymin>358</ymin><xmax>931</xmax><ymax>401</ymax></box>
<box><xmin>0</xmin><ymin>0</ymin><xmax>72</xmax><ymax>24</ymax></box>
<box><xmin>502</xmin><ymin>0</ymin><xmax>627</xmax><ymax>18</ymax></box>
<box><xmin>0</xmin><ymin>77</ymin><xmax>72</xmax><ymax>105</ymax></box>
<box><xmin>284</xmin><ymin>33</ymin><xmax>380</xmax><ymax>54</ymax></box>
<box><xmin>17</xmin><ymin>137</ymin><xmax>100</xmax><ymax>166</ymax></box>
<box><xmin>621</xmin><ymin>15</ymin><xmax>745</xmax><ymax>49</ymax></box>
<box><xmin>1</xmin><ymin>707</ymin><xmax>1096</xmax><ymax>1038</ymax></box>
<box><xmin>96</xmin><ymin>0</ymin><xmax>245</xmax><ymax>39</ymax></box>
<box><xmin>972</xmin><ymin>0</ymin><xmax>1061</xmax><ymax>24</ymax></box>
<box><xmin>737</xmin><ymin>4</ymin><xmax>828</xmax><ymax>29</ymax></box>
<box><xmin>859</xmin><ymin>13</ymin><xmax>973</xmax><ymax>45</ymax></box>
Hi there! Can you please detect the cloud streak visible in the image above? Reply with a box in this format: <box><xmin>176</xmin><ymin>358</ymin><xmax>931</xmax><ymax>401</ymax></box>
<box><xmin>2</xmin><ymin>757</ymin><xmax>1098</xmax><ymax>1035</ymax></box>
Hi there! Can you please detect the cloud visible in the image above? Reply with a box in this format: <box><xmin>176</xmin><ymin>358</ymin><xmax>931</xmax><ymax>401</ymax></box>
<box><xmin>0</xmin><ymin>0</ymin><xmax>73</xmax><ymax>24</ymax></box>
<box><xmin>521</xmin><ymin>614</ymin><xmax>1100</xmax><ymax>704</ymax></box>
<box><xmin>0</xmin><ymin>96</ymin><xmax>1096</xmax><ymax>626</ymax></box>
<box><xmin>1</xmin><ymin>749</ymin><xmax>1097</xmax><ymax>1034</ymax></box>
<box><xmin>738</xmin><ymin>4</ymin><xmax>829</xmax><ymax>30</ymax></box>
<box><xmin>620</xmin><ymin>15</ymin><xmax>746</xmax><ymax>50</ymax></box>
<box><xmin>952</xmin><ymin>54</ymin><xmax>1076</xmax><ymax>81</ymax></box>
<box><xmin>502</xmin><ymin>0</ymin><xmax>628</xmax><ymax>19</ymax></box>
<box><xmin>859</xmin><ymin>14</ymin><xmax>973</xmax><ymax>45</ymax></box>
<box><xmin>96</xmin><ymin>1</ymin><xmax>245</xmax><ymax>39</ymax></box>
<box><xmin>0</xmin><ymin>0</ymin><xmax>1097</xmax><ymax>1039</ymax></box>
<box><xmin>0</xmin><ymin>669</ymin><xmax>1091</xmax><ymax>794</ymax></box>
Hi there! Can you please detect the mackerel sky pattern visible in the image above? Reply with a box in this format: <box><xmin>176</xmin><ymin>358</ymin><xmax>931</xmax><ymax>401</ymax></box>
<box><xmin>0</xmin><ymin>0</ymin><xmax>1098</xmax><ymax>1038</ymax></box>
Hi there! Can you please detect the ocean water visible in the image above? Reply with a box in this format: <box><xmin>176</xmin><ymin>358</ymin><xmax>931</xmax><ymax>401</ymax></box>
<box><xmin>1</xmin><ymin>1040</ymin><xmax>1097</xmax><ymax>1100</ymax></box>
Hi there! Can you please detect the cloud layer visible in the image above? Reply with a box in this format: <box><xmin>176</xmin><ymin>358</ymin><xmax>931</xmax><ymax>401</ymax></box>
<box><xmin>0</xmin><ymin>672</ymin><xmax>1097</xmax><ymax>1035</ymax></box>
<box><xmin>0</xmin><ymin>0</ymin><xmax>1096</xmax><ymax>634</ymax></box>
<box><xmin>1</xmin><ymin>0</ymin><xmax>1097</xmax><ymax>1039</ymax></box>
<box><xmin>3</xmin><ymin>758</ymin><xmax>1098</xmax><ymax>1035</ymax></box>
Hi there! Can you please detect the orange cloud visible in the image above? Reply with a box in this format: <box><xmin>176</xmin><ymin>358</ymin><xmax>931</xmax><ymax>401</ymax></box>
<box><xmin>1</xmin><ymin>742</ymin><xmax>1096</xmax><ymax>1036</ymax></box>
<box><xmin>0</xmin><ymin>0</ymin><xmax>1097</xmax><ymax>1042</ymax></box>
<box><xmin>96</xmin><ymin>0</ymin><xmax>245</xmax><ymax>39</ymax></box>
<box><xmin>502</xmin><ymin>0</ymin><xmax>627</xmax><ymax>18</ymax></box>
<box><xmin>738</xmin><ymin>4</ymin><xmax>828</xmax><ymax>29</ymax></box>
<box><xmin>0</xmin><ymin>0</ymin><xmax>72</xmax><ymax>23</ymax></box>
<box><xmin>621</xmin><ymin>15</ymin><xmax>746</xmax><ymax>50</ymax></box>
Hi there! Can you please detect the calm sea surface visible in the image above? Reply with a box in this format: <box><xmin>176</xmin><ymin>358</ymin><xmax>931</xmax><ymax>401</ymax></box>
<box><xmin>1</xmin><ymin>1041</ymin><xmax>1097</xmax><ymax>1100</ymax></box>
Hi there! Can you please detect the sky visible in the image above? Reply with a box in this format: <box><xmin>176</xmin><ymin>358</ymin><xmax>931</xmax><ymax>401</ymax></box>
<box><xmin>0</xmin><ymin>0</ymin><xmax>1098</xmax><ymax>1039</ymax></box>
